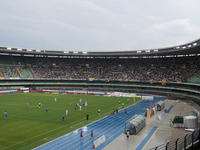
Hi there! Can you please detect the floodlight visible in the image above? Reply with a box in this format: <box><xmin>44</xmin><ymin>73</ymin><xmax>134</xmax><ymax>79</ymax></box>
<box><xmin>145</xmin><ymin>50</ymin><xmax>150</xmax><ymax>53</ymax></box>
<box><xmin>193</xmin><ymin>43</ymin><xmax>197</xmax><ymax>46</ymax></box>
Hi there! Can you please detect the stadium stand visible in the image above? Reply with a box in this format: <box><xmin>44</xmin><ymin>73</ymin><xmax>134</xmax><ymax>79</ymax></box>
<box><xmin>17</xmin><ymin>66</ymin><xmax>33</xmax><ymax>78</ymax></box>
<box><xmin>0</xmin><ymin>55</ymin><xmax>199</xmax><ymax>83</ymax></box>
<box><xmin>0</xmin><ymin>65</ymin><xmax>19</xmax><ymax>78</ymax></box>
<box><xmin>0</xmin><ymin>39</ymin><xmax>199</xmax><ymax>82</ymax></box>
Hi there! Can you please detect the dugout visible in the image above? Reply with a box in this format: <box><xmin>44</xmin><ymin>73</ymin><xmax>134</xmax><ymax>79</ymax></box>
<box><xmin>173</xmin><ymin>116</ymin><xmax>184</xmax><ymax>128</ymax></box>
<box><xmin>156</xmin><ymin>101</ymin><xmax>165</xmax><ymax>111</ymax></box>
<box><xmin>125</xmin><ymin>114</ymin><xmax>145</xmax><ymax>135</ymax></box>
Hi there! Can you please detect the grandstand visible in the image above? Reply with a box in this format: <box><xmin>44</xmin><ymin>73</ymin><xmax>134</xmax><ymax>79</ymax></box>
<box><xmin>0</xmin><ymin>39</ymin><xmax>200</xmax><ymax>150</ymax></box>
<box><xmin>4</xmin><ymin>56</ymin><xmax>199</xmax><ymax>82</ymax></box>
<box><xmin>0</xmin><ymin>39</ymin><xmax>200</xmax><ymax>83</ymax></box>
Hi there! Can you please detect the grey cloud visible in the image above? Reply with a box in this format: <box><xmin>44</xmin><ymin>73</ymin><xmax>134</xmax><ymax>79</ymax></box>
<box><xmin>0</xmin><ymin>0</ymin><xmax>200</xmax><ymax>51</ymax></box>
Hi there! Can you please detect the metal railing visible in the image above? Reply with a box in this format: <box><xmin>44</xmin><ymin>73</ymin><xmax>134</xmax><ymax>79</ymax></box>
<box><xmin>150</xmin><ymin>128</ymin><xmax>200</xmax><ymax>150</ymax></box>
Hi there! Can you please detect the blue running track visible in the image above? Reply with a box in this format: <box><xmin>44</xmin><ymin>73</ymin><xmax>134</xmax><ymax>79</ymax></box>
<box><xmin>166</xmin><ymin>105</ymin><xmax>174</xmax><ymax>113</ymax></box>
<box><xmin>34</xmin><ymin>96</ymin><xmax>166</xmax><ymax>150</ymax></box>
<box><xmin>136</xmin><ymin>126</ymin><xmax>158</xmax><ymax>150</ymax></box>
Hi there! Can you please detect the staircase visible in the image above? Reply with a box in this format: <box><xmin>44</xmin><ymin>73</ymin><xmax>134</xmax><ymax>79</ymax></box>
<box><xmin>16</xmin><ymin>67</ymin><xmax>23</xmax><ymax>78</ymax></box>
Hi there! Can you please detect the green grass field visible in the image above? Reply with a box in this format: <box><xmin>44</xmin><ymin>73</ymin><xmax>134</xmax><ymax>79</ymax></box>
<box><xmin>0</xmin><ymin>93</ymin><xmax>140</xmax><ymax>150</ymax></box>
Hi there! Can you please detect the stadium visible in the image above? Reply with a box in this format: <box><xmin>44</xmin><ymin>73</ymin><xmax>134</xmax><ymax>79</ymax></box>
<box><xmin>0</xmin><ymin>38</ymin><xmax>200</xmax><ymax>150</ymax></box>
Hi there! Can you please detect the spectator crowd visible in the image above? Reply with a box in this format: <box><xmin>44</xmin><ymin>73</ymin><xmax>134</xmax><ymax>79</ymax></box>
<box><xmin>13</xmin><ymin>56</ymin><xmax>200</xmax><ymax>82</ymax></box>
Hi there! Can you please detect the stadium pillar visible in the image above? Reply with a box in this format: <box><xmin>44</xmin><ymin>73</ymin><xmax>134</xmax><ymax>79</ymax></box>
<box><xmin>175</xmin><ymin>138</ymin><xmax>179</xmax><ymax>150</ymax></box>
<box><xmin>184</xmin><ymin>134</ymin><xmax>187</xmax><ymax>150</ymax></box>
<box><xmin>191</xmin><ymin>132</ymin><xmax>194</xmax><ymax>150</ymax></box>
<box><xmin>165</xmin><ymin>142</ymin><xmax>169</xmax><ymax>150</ymax></box>
<box><xmin>199</xmin><ymin>129</ymin><xmax>200</xmax><ymax>147</ymax></box>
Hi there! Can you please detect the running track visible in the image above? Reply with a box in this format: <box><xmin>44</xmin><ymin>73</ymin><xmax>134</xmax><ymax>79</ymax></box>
<box><xmin>34</xmin><ymin>96</ymin><xmax>166</xmax><ymax>150</ymax></box>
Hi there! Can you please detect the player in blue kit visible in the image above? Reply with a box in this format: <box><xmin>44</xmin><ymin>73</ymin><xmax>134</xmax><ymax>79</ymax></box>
<box><xmin>4</xmin><ymin>111</ymin><xmax>7</xmax><ymax>120</ymax></box>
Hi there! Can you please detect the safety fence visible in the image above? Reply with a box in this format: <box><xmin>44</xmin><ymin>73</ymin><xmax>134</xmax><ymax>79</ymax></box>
<box><xmin>150</xmin><ymin>128</ymin><xmax>200</xmax><ymax>150</ymax></box>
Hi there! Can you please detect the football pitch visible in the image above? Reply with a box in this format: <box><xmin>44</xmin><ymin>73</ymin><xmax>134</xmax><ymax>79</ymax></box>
<box><xmin>0</xmin><ymin>93</ymin><xmax>140</xmax><ymax>150</ymax></box>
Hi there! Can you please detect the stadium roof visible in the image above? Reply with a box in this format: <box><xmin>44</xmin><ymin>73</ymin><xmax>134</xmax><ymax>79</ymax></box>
<box><xmin>0</xmin><ymin>39</ymin><xmax>200</xmax><ymax>58</ymax></box>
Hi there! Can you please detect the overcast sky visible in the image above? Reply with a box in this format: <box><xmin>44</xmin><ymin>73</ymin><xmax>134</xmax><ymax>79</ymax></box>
<box><xmin>0</xmin><ymin>0</ymin><xmax>200</xmax><ymax>51</ymax></box>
